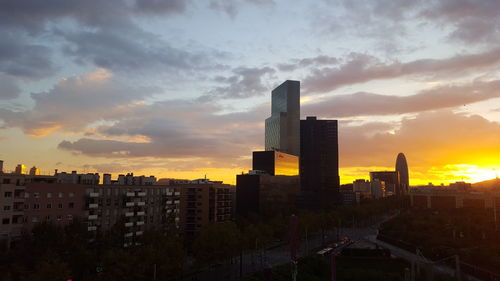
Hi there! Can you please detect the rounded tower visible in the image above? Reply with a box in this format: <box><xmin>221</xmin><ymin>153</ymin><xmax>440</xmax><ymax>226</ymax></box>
<box><xmin>395</xmin><ymin>153</ymin><xmax>409</xmax><ymax>193</ymax></box>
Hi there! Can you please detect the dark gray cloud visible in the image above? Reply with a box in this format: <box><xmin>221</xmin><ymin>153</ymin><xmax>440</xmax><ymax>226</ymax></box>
<box><xmin>0</xmin><ymin>0</ymin><xmax>186</xmax><ymax>32</ymax></box>
<box><xmin>278</xmin><ymin>55</ymin><xmax>339</xmax><ymax>72</ymax></box>
<box><xmin>303</xmin><ymin>79</ymin><xmax>500</xmax><ymax>118</ymax></box>
<box><xmin>0</xmin><ymin>74</ymin><xmax>21</xmax><ymax>100</ymax></box>
<box><xmin>419</xmin><ymin>0</ymin><xmax>500</xmax><ymax>44</ymax></box>
<box><xmin>304</xmin><ymin>48</ymin><xmax>500</xmax><ymax>94</ymax></box>
<box><xmin>0</xmin><ymin>0</ymin><xmax>200</xmax><ymax>80</ymax></box>
<box><xmin>57</xmin><ymin>101</ymin><xmax>267</xmax><ymax>160</ymax></box>
<box><xmin>199</xmin><ymin>67</ymin><xmax>275</xmax><ymax>101</ymax></box>
<box><xmin>0</xmin><ymin>69</ymin><xmax>159</xmax><ymax>135</ymax></box>
<box><xmin>0</xmin><ymin>30</ymin><xmax>56</xmax><ymax>79</ymax></box>
<box><xmin>332</xmin><ymin>0</ymin><xmax>500</xmax><ymax>45</ymax></box>
<box><xmin>60</xmin><ymin>29</ymin><xmax>208</xmax><ymax>73</ymax></box>
<box><xmin>209</xmin><ymin>0</ymin><xmax>274</xmax><ymax>18</ymax></box>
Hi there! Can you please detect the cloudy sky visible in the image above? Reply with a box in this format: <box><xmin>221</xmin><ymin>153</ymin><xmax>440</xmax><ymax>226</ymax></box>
<box><xmin>1</xmin><ymin>0</ymin><xmax>500</xmax><ymax>185</ymax></box>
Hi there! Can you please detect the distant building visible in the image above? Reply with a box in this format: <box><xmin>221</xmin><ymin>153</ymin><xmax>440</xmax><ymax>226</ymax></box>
<box><xmin>371</xmin><ymin>179</ymin><xmax>386</xmax><ymax>199</ymax></box>
<box><xmin>252</xmin><ymin>151</ymin><xmax>299</xmax><ymax>176</ymax></box>
<box><xmin>265</xmin><ymin>80</ymin><xmax>300</xmax><ymax>156</ymax></box>
<box><xmin>395</xmin><ymin>153</ymin><xmax>409</xmax><ymax>195</ymax></box>
<box><xmin>14</xmin><ymin>164</ymin><xmax>26</xmax><ymax>175</ymax></box>
<box><xmin>340</xmin><ymin>184</ymin><xmax>359</xmax><ymax>205</ymax></box>
<box><xmin>409</xmin><ymin>187</ymin><xmax>500</xmax><ymax>211</ymax></box>
<box><xmin>29</xmin><ymin>166</ymin><xmax>40</xmax><ymax>176</ymax></box>
<box><xmin>353</xmin><ymin>179</ymin><xmax>371</xmax><ymax>199</ymax></box>
<box><xmin>56</xmin><ymin>171</ymin><xmax>100</xmax><ymax>185</ymax></box>
<box><xmin>370</xmin><ymin>171</ymin><xmax>398</xmax><ymax>196</ymax></box>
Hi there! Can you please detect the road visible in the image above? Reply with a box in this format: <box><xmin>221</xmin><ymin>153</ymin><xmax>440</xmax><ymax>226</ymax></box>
<box><xmin>185</xmin><ymin>214</ymin><xmax>394</xmax><ymax>281</ymax></box>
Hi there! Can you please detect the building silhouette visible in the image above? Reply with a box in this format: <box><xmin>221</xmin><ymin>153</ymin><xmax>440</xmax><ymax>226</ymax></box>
<box><xmin>265</xmin><ymin>80</ymin><xmax>300</xmax><ymax>156</ymax></box>
<box><xmin>395</xmin><ymin>152</ymin><xmax>409</xmax><ymax>194</ymax></box>
<box><xmin>299</xmin><ymin>116</ymin><xmax>340</xmax><ymax>208</ymax></box>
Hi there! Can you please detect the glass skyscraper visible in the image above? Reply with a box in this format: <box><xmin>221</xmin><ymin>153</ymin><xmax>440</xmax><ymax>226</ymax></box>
<box><xmin>264</xmin><ymin>80</ymin><xmax>300</xmax><ymax>156</ymax></box>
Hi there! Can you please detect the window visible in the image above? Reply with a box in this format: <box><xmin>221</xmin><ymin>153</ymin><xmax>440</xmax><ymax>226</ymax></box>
<box><xmin>69</xmin><ymin>192</ymin><xmax>74</xmax><ymax>198</ymax></box>
<box><xmin>56</xmin><ymin>215</ymin><xmax>62</xmax><ymax>221</ymax></box>
<box><xmin>24</xmin><ymin>192</ymin><xmax>29</xmax><ymax>198</ymax></box>
<box><xmin>33</xmin><ymin>192</ymin><xmax>40</xmax><ymax>198</ymax></box>
<box><xmin>2</xmin><ymin>218</ymin><xmax>9</xmax><ymax>225</ymax></box>
<box><xmin>45</xmin><ymin>215</ymin><xmax>51</xmax><ymax>220</ymax></box>
<box><xmin>58</xmin><ymin>203</ymin><xmax>63</xmax><ymax>209</ymax></box>
<box><xmin>46</xmin><ymin>203</ymin><xmax>52</xmax><ymax>209</ymax></box>
<box><xmin>33</xmin><ymin>204</ymin><xmax>40</xmax><ymax>210</ymax></box>
<box><xmin>3</xmin><ymin>205</ymin><xmax>11</xmax><ymax>211</ymax></box>
<box><xmin>24</xmin><ymin>204</ymin><xmax>29</xmax><ymax>210</ymax></box>
<box><xmin>58</xmin><ymin>192</ymin><xmax>63</xmax><ymax>198</ymax></box>
<box><xmin>32</xmin><ymin>217</ymin><xmax>40</xmax><ymax>223</ymax></box>
<box><xmin>68</xmin><ymin>202</ymin><xmax>74</xmax><ymax>209</ymax></box>
<box><xmin>46</xmin><ymin>192</ymin><xmax>52</xmax><ymax>198</ymax></box>
<box><xmin>4</xmin><ymin>192</ymin><xmax>12</xmax><ymax>198</ymax></box>
<box><xmin>67</xmin><ymin>215</ymin><xmax>73</xmax><ymax>220</ymax></box>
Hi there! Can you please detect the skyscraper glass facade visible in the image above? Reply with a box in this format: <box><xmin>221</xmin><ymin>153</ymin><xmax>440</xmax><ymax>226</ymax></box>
<box><xmin>264</xmin><ymin>80</ymin><xmax>300</xmax><ymax>156</ymax></box>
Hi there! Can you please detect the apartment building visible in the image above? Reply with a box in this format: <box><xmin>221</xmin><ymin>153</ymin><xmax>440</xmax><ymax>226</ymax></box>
<box><xmin>174</xmin><ymin>179</ymin><xmax>234</xmax><ymax>236</ymax></box>
<box><xmin>85</xmin><ymin>184</ymin><xmax>180</xmax><ymax>247</ymax></box>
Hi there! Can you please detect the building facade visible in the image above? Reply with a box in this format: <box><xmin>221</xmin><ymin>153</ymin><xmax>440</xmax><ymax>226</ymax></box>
<box><xmin>265</xmin><ymin>80</ymin><xmax>300</xmax><ymax>156</ymax></box>
<box><xmin>174</xmin><ymin>179</ymin><xmax>234</xmax><ymax>236</ymax></box>
<box><xmin>298</xmin><ymin>116</ymin><xmax>340</xmax><ymax>209</ymax></box>
<box><xmin>252</xmin><ymin>151</ymin><xmax>299</xmax><ymax>176</ymax></box>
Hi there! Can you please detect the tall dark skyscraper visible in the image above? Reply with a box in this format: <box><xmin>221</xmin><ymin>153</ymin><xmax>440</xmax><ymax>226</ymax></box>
<box><xmin>395</xmin><ymin>152</ymin><xmax>409</xmax><ymax>194</ymax></box>
<box><xmin>299</xmin><ymin>116</ymin><xmax>340</xmax><ymax>208</ymax></box>
<box><xmin>265</xmin><ymin>80</ymin><xmax>300</xmax><ymax>156</ymax></box>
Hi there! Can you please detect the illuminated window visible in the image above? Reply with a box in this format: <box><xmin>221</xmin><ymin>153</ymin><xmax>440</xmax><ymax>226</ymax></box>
<box><xmin>58</xmin><ymin>192</ymin><xmax>63</xmax><ymax>198</ymax></box>
<box><xmin>33</xmin><ymin>192</ymin><xmax>40</xmax><ymax>198</ymax></box>
<box><xmin>24</xmin><ymin>192</ymin><xmax>29</xmax><ymax>198</ymax></box>
<box><xmin>32</xmin><ymin>217</ymin><xmax>40</xmax><ymax>223</ymax></box>
<box><xmin>69</xmin><ymin>192</ymin><xmax>74</xmax><ymax>198</ymax></box>
<box><xmin>47</xmin><ymin>192</ymin><xmax>52</xmax><ymax>198</ymax></box>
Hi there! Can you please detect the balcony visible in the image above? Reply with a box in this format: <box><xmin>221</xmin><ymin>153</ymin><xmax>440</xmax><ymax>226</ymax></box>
<box><xmin>137</xmin><ymin>202</ymin><xmax>145</xmax><ymax>206</ymax></box>
<box><xmin>125</xmin><ymin>212</ymin><xmax>134</xmax><ymax>217</ymax></box>
<box><xmin>126</xmin><ymin>192</ymin><xmax>135</xmax><ymax>197</ymax></box>
<box><xmin>88</xmin><ymin>203</ymin><xmax>98</xmax><ymax>209</ymax></box>
<box><xmin>89</xmin><ymin>192</ymin><xmax>99</xmax><ymax>198</ymax></box>
<box><xmin>137</xmin><ymin>192</ymin><xmax>146</xmax><ymax>197</ymax></box>
<box><xmin>125</xmin><ymin>222</ymin><xmax>133</xmax><ymax>227</ymax></box>
<box><xmin>87</xmin><ymin>226</ymin><xmax>97</xmax><ymax>231</ymax></box>
<box><xmin>136</xmin><ymin>221</ymin><xmax>145</xmax><ymax>226</ymax></box>
<box><xmin>88</xmin><ymin>215</ymin><xmax>98</xmax><ymax>220</ymax></box>
<box><xmin>136</xmin><ymin>211</ymin><xmax>145</xmax><ymax>216</ymax></box>
<box><xmin>125</xmin><ymin>202</ymin><xmax>134</xmax><ymax>207</ymax></box>
<box><xmin>136</xmin><ymin>231</ymin><xmax>143</xmax><ymax>236</ymax></box>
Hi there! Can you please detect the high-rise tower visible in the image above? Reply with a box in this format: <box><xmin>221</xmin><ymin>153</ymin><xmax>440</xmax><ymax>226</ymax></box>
<box><xmin>265</xmin><ymin>80</ymin><xmax>300</xmax><ymax>156</ymax></box>
<box><xmin>395</xmin><ymin>153</ymin><xmax>409</xmax><ymax>194</ymax></box>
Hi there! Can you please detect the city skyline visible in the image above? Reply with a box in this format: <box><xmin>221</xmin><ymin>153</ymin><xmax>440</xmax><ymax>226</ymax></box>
<box><xmin>1</xmin><ymin>1</ymin><xmax>500</xmax><ymax>185</ymax></box>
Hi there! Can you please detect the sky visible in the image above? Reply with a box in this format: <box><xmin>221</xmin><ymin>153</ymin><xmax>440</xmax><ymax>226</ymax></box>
<box><xmin>0</xmin><ymin>0</ymin><xmax>500</xmax><ymax>185</ymax></box>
